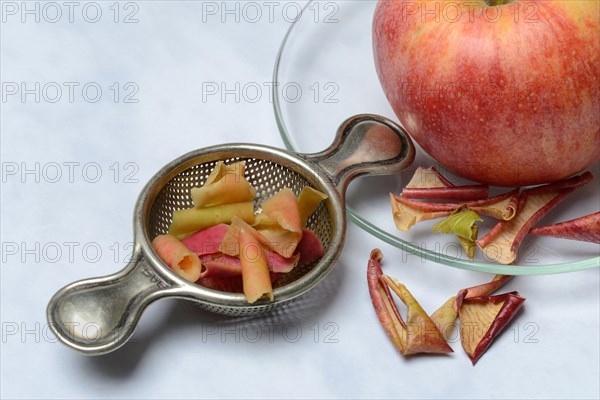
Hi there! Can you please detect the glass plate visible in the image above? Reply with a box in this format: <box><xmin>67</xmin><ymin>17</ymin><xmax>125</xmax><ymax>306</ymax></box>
<box><xmin>272</xmin><ymin>0</ymin><xmax>600</xmax><ymax>275</ymax></box>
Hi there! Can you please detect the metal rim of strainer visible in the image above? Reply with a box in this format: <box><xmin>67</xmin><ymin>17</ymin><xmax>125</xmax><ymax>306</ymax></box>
<box><xmin>132</xmin><ymin>143</ymin><xmax>346</xmax><ymax>312</ymax></box>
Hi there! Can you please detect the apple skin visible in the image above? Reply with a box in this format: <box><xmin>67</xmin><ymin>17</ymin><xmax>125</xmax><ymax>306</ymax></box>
<box><xmin>373</xmin><ymin>0</ymin><xmax>600</xmax><ymax>186</ymax></box>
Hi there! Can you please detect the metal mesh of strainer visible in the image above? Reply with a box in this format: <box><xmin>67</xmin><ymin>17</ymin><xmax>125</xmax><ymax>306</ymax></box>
<box><xmin>145</xmin><ymin>155</ymin><xmax>334</xmax><ymax>315</ymax></box>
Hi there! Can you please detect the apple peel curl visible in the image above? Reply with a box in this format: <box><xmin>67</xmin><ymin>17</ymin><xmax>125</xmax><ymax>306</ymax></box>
<box><xmin>430</xmin><ymin>275</ymin><xmax>513</xmax><ymax>340</ymax></box>
<box><xmin>390</xmin><ymin>193</ymin><xmax>453</xmax><ymax>231</ymax></box>
<box><xmin>151</xmin><ymin>235</ymin><xmax>202</xmax><ymax>283</ymax></box>
<box><xmin>219</xmin><ymin>217</ymin><xmax>300</xmax><ymax>273</ymax></box>
<box><xmin>367</xmin><ymin>250</ymin><xmax>523</xmax><ymax>364</ymax></box>
<box><xmin>253</xmin><ymin>188</ymin><xmax>304</xmax><ymax>258</ymax></box>
<box><xmin>390</xmin><ymin>189</ymin><xmax>519</xmax><ymax>232</ymax></box>
<box><xmin>456</xmin><ymin>290</ymin><xmax>525</xmax><ymax>365</ymax></box>
<box><xmin>367</xmin><ymin>249</ymin><xmax>453</xmax><ymax>356</ymax></box>
<box><xmin>529</xmin><ymin>211</ymin><xmax>600</xmax><ymax>244</ymax></box>
<box><xmin>432</xmin><ymin>209</ymin><xmax>482</xmax><ymax>259</ymax></box>
<box><xmin>191</xmin><ymin>161</ymin><xmax>256</xmax><ymax>208</ymax></box>
<box><xmin>392</xmin><ymin>166</ymin><xmax>453</xmax><ymax>229</ymax></box>
<box><xmin>403</xmin><ymin>167</ymin><xmax>490</xmax><ymax>200</ymax></box>
<box><xmin>477</xmin><ymin>172</ymin><xmax>594</xmax><ymax>264</ymax></box>
<box><xmin>238</xmin><ymin>227</ymin><xmax>273</xmax><ymax>303</ymax></box>
<box><xmin>402</xmin><ymin>185</ymin><xmax>490</xmax><ymax>201</ymax></box>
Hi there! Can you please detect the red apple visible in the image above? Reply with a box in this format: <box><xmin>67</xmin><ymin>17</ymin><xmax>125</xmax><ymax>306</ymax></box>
<box><xmin>373</xmin><ymin>0</ymin><xmax>600</xmax><ymax>186</ymax></box>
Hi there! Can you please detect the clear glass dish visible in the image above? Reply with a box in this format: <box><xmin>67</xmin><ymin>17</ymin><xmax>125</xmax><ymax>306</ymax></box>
<box><xmin>272</xmin><ymin>0</ymin><xmax>599</xmax><ymax>275</ymax></box>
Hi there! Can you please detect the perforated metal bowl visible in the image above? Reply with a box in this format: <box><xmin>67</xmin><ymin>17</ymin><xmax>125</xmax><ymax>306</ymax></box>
<box><xmin>47</xmin><ymin>114</ymin><xmax>415</xmax><ymax>355</ymax></box>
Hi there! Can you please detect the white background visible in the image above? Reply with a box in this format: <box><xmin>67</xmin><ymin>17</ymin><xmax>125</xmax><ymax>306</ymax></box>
<box><xmin>1</xmin><ymin>1</ymin><xmax>599</xmax><ymax>399</ymax></box>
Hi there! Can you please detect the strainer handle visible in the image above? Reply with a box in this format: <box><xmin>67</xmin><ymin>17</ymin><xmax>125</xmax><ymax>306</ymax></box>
<box><xmin>303</xmin><ymin>114</ymin><xmax>415</xmax><ymax>196</ymax></box>
<box><xmin>47</xmin><ymin>245</ymin><xmax>182</xmax><ymax>355</ymax></box>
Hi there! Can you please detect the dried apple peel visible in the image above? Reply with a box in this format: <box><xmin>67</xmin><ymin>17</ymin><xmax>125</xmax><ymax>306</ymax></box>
<box><xmin>389</xmin><ymin>193</ymin><xmax>454</xmax><ymax>231</ymax></box>
<box><xmin>367</xmin><ymin>249</ymin><xmax>406</xmax><ymax>353</ymax></box>
<box><xmin>403</xmin><ymin>167</ymin><xmax>489</xmax><ymax>200</ymax></box>
<box><xmin>367</xmin><ymin>250</ymin><xmax>524</xmax><ymax>364</ymax></box>
<box><xmin>468</xmin><ymin>189</ymin><xmax>519</xmax><ymax>221</ymax></box>
<box><xmin>382</xmin><ymin>275</ymin><xmax>454</xmax><ymax>355</ymax></box>
<box><xmin>367</xmin><ymin>249</ymin><xmax>452</xmax><ymax>356</ymax></box>
<box><xmin>477</xmin><ymin>172</ymin><xmax>593</xmax><ymax>264</ymax></box>
<box><xmin>430</xmin><ymin>275</ymin><xmax>513</xmax><ymax>340</ymax></box>
<box><xmin>390</xmin><ymin>173</ymin><xmax>519</xmax><ymax>233</ymax></box>
<box><xmin>432</xmin><ymin>209</ymin><xmax>482</xmax><ymax>259</ymax></box>
<box><xmin>456</xmin><ymin>290</ymin><xmax>525</xmax><ymax>365</ymax></box>
<box><xmin>429</xmin><ymin>297</ymin><xmax>457</xmax><ymax>341</ymax></box>
<box><xmin>402</xmin><ymin>185</ymin><xmax>489</xmax><ymax>201</ymax></box>
<box><xmin>151</xmin><ymin>235</ymin><xmax>202</xmax><ymax>283</ymax></box>
<box><xmin>529</xmin><ymin>211</ymin><xmax>600</xmax><ymax>244</ymax></box>
<box><xmin>258</xmin><ymin>188</ymin><xmax>303</xmax><ymax>234</ymax></box>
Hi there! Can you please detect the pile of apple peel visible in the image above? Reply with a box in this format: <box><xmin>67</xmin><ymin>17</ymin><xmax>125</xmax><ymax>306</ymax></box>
<box><xmin>368</xmin><ymin>249</ymin><xmax>525</xmax><ymax>364</ymax></box>
<box><xmin>390</xmin><ymin>167</ymin><xmax>599</xmax><ymax>264</ymax></box>
<box><xmin>152</xmin><ymin>161</ymin><xmax>328</xmax><ymax>303</ymax></box>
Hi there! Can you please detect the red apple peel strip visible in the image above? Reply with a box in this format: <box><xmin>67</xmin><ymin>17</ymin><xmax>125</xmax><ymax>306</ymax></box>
<box><xmin>404</xmin><ymin>167</ymin><xmax>488</xmax><ymax>201</ymax></box>
<box><xmin>404</xmin><ymin>190</ymin><xmax>519</xmax><ymax>220</ymax></box>
<box><xmin>456</xmin><ymin>290</ymin><xmax>525</xmax><ymax>365</ymax></box>
<box><xmin>453</xmin><ymin>275</ymin><xmax>513</xmax><ymax>312</ymax></box>
<box><xmin>181</xmin><ymin>224</ymin><xmax>229</xmax><ymax>256</ymax></box>
<box><xmin>402</xmin><ymin>185</ymin><xmax>490</xmax><ymax>201</ymax></box>
<box><xmin>477</xmin><ymin>172</ymin><xmax>593</xmax><ymax>264</ymax></box>
<box><xmin>394</xmin><ymin>189</ymin><xmax>518</xmax><ymax>219</ymax></box>
<box><xmin>467</xmin><ymin>189</ymin><xmax>519</xmax><ymax>221</ymax></box>
<box><xmin>220</xmin><ymin>217</ymin><xmax>271</xmax><ymax>256</ymax></box>
<box><xmin>295</xmin><ymin>230</ymin><xmax>324</xmax><ymax>268</ymax></box>
<box><xmin>529</xmin><ymin>211</ymin><xmax>600</xmax><ymax>244</ymax></box>
<box><xmin>367</xmin><ymin>249</ymin><xmax>407</xmax><ymax>354</ymax></box>
<box><xmin>219</xmin><ymin>217</ymin><xmax>301</xmax><ymax>273</ymax></box>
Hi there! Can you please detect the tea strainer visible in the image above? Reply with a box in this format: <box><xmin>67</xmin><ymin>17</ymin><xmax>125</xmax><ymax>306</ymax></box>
<box><xmin>47</xmin><ymin>114</ymin><xmax>415</xmax><ymax>355</ymax></box>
